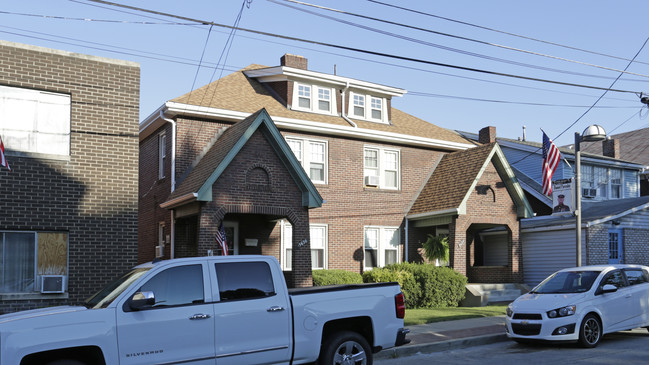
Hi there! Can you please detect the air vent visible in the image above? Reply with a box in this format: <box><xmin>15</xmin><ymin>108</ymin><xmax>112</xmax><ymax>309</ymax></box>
<box><xmin>365</xmin><ymin>175</ymin><xmax>380</xmax><ymax>187</ymax></box>
<box><xmin>41</xmin><ymin>275</ymin><xmax>65</xmax><ymax>294</ymax></box>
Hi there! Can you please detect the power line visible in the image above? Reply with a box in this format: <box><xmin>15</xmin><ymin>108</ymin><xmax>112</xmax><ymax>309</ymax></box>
<box><xmin>407</xmin><ymin>91</ymin><xmax>638</xmax><ymax>108</ymax></box>
<box><xmin>276</xmin><ymin>0</ymin><xmax>649</xmax><ymax>79</ymax></box>
<box><xmin>367</xmin><ymin>0</ymin><xmax>649</xmax><ymax>68</ymax></box>
<box><xmin>82</xmin><ymin>0</ymin><xmax>643</xmax><ymax>95</ymax></box>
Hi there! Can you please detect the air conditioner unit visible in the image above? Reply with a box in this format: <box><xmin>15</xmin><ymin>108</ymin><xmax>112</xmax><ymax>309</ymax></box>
<box><xmin>582</xmin><ymin>188</ymin><xmax>597</xmax><ymax>198</ymax></box>
<box><xmin>41</xmin><ymin>275</ymin><xmax>65</xmax><ymax>294</ymax></box>
<box><xmin>365</xmin><ymin>175</ymin><xmax>380</xmax><ymax>187</ymax></box>
<box><xmin>155</xmin><ymin>245</ymin><xmax>164</xmax><ymax>258</ymax></box>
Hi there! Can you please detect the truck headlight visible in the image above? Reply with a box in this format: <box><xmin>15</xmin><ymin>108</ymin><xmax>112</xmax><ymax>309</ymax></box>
<box><xmin>547</xmin><ymin>305</ymin><xmax>575</xmax><ymax>318</ymax></box>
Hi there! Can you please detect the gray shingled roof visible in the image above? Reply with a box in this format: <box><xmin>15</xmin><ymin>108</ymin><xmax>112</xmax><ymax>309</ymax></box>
<box><xmin>579</xmin><ymin>127</ymin><xmax>649</xmax><ymax>167</ymax></box>
<box><xmin>521</xmin><ymin>196</ymin><xmax>649</xmax><ymax>229</ymax></box>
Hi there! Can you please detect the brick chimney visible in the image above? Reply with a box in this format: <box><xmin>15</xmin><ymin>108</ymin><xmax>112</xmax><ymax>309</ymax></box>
<box><xmin>478</xmin><ymin>126</ymin><xmax>497</xmax><ymax>144</ymax></box>
<box><xmin>602</xmin><ymin>138</ymin><xmax>620</xmax><ymax>159</ymax></box>
<box><xmin>280</xmin><ymin>54</ymin><xmax>308</xmax><ymax>70</ymax></box>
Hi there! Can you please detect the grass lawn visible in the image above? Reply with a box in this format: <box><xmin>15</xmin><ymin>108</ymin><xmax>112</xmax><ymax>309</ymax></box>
<box><xmin>404</xmin><ymin>304</ymin><xmax>508</xmax><ymax>326</ymax></box>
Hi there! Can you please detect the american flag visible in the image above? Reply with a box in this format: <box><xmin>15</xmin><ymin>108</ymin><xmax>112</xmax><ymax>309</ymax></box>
<box><xmin>542</xmin><ymin>131</ymin><xmax>561</xmax><ymax>196</ymax></box>
<box><xmin>215</xmin><ymin>223</ymin><xmax>228</xmax><ymax>256</ymax></box>
<box><xmin>0</xmin><ymin>136</ymin><xmax>10</xmax><ymax>171</ymax></box>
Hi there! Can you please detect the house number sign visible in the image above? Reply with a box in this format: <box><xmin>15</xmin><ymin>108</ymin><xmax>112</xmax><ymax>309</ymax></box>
<box><xmin>298</xmin><ymin>239</ymin><xmax>308</xmax><ymax>247</ymax></box>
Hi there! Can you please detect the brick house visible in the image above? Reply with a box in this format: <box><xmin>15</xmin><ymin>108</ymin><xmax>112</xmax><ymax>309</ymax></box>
<box><xmin>139</xmin><ymin>54</ymin><xmax>532</xmax><ymax>286</ymax></box>
<box><xmin>0</xmin><ymin>40</ymin><xmax>139</xmax><ymax>313</ymax></box>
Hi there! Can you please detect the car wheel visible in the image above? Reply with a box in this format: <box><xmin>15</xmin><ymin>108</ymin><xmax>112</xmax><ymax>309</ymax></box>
<box><xmin>318</xmin><ymin>330</ymin><xmax>372</xmax><ymax>365</ymax></box>
<box><xmin>578</xmin><ymin>314</ymin><xmax>602</xmax><ymax>348</ymax></box>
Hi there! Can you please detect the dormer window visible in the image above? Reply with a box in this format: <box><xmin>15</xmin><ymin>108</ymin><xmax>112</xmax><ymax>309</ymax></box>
<box><xmin>349</xmin><ymin>92</ymin><xmax>387</xmax><ymax>124</ymax></box>
<box><xmin>292</xmin><ymin>82</ymin><xmax>336</xmax><ymax>115</ymax></box>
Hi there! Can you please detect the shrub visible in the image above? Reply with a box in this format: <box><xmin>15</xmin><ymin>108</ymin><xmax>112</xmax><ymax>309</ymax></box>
<box><xmin>362</xmin><ymin>268</ymin><xmax>418</xmax><ymax>307</ymax></box>
<box><xmin>313</xmin><ymin>269</ymin><xmax>363</xmax><ymax>286</ymax></box>
<box><xmin>382</xmin><ymin>262</ymin><xmax>467</xmax><ymax>308</ymax></box>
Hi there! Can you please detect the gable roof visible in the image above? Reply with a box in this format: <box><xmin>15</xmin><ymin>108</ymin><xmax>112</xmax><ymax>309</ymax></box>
<box><xmin>408</xmin><ymin>143</ymin><xmax>533</xmax><ymax>220</ymax></box>
<box><xmin>161</xmin><ymin>108</ymin><xmax>323</xmax><ymax>209</ymax></box>
<box><xmin>153</xmin><ymin>64</ymin><xmax>475</xmax><ymax>149</ymax></box>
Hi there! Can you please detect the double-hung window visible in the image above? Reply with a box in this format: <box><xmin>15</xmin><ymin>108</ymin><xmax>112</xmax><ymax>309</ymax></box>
<box><xmin>293</xmin><ymin>83</ymin><xmax>335</xmax><ymax>115</ymax></box>
<box><xmin>349</xmin><ymin>92</ymin><xmax>387</xmax><ymax>123</ymax></box>
<box><xmin>364</xmin><ymin>227</ymin><xmax>400</xmax><ymax>270</ymax></box>
<box><xmin>0</xmin><ymin>85</ymin><xmax>71</xmax><ymax>157</ymax></box>
<box><xmin>281</xmin><ymin>221</ymin><xmax>328</xmax><ymax>270</ymax></box>
<box><xmin>364</xmin><ymin>146</ymin><xmax>400</xmax><ymax>189</ymax></box>
<box><xmin>158</xmin><ymin>132</ymin><xmax>166</xmax><ymax>180</ymax></box>
<box><xmin>594</xmin><ymin>166</ymin><xmax>608</xmax><ymax>199</ymax></box>
<box><xmin>286</xmin><ymin>137</ymin><xmax>327</xmax><ymax>184</ymax></box>
<box><xmin>610</xmin><ymin>169</ymin><xmax>622</xmax><ymax>199</ymax></box>
<box><xmin>581</xmin><ymin>164</ymin><xmax>624</xmax><ymax>200</ymax></box>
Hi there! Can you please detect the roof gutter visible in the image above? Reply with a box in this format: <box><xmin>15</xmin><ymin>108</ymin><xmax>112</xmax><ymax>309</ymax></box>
<box><xmin>160</xmin><ymin>192</ymin><xmax>198</xmax><ymax>209</ymax></box>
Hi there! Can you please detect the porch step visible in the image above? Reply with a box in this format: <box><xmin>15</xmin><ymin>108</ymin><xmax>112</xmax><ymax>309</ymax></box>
<box><xmin>460</xmin><ymin>283</ymin><xmax>530</xmax><ymax>307</ymax></box>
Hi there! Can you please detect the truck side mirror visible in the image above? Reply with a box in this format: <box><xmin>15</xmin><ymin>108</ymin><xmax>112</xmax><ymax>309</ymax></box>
<box><xmin>129</xmin><ymin>291</ymin><xmax>155</xmax><ymax>310</ymax></box>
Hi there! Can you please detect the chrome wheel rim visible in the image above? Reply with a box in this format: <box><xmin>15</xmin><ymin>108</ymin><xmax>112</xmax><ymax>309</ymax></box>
<box><xmin>333</xmin><ymin>340</ymin><xmax>367</xmax><ymax>365</ymax></box>
<box><xmin>583</xmin><ymin>317</ymin><xmax>600</xmax><ymax>345</ymax></box>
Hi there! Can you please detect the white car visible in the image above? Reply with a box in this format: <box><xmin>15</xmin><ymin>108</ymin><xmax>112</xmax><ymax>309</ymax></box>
<box><xmin>506</xmin><ymin>264</ymin><xmax>649</xmax><ymax>347</ymax></box>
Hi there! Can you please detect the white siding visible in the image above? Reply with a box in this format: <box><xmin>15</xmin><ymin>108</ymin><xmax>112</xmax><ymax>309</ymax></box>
<box><xmin>624</xmin><ymin>169</ymin><xmax>639</xmax><ymax>198</ymax></box>
<box><xmin>619</xmin><ymin>208</ymin><xmax>649</xmax><ymax>229</ymax></box>
<box><xmin>521</xmin><ymin>229</ymin><xmax>585</xmax><ymax>287</ymax></box>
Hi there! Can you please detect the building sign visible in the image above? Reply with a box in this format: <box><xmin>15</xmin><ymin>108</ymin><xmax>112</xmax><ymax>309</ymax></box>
<box><xmin>552</xmin><ymin>179</ymin><xmax>573</xmax><ymax>214</ymax></box>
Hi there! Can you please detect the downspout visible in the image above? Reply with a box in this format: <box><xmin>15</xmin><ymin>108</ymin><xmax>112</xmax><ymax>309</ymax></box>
<box><xmin>405</xmin><ymin>218</ymin><xmax>409</xmax><ymax>262</ymax></box>
<box><xmin>160</xmin><ymin>110</ymin><xmax>177</xmax><ymax>259</ymax></box>
<box><xmin>341</xmin><ymin>82</ymin><xmax>357</xmax><ymax>128</ymax></box>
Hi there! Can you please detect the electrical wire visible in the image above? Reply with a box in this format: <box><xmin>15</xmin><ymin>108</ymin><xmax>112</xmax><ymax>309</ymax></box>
<box><xmin>407</xmin><ymin>92</ymin><xmax>638</xmax><ymax>108</ymax></box>
<box><xmin>82</xmin><ymin>0</ymin><xmax>642</xmax><ymax>95</ymax></box>
<box><xmin>367</xmin><ymin>0</ymin><xmax>649</xmax><ymax>68</ymax></box>
<box><xmin>276</xmin><ymin>0</ymin><xmax>649</xmax><ymax>79</ymax></box>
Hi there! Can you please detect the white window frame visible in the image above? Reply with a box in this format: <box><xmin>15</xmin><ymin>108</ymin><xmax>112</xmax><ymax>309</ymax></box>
<box><xmin>364</xmin><ymin>146</ymin><xmax>400</xmax><ymax>190</ymax></box>
<box><xmin>158</xmin><ymin>132</ymin><xmax>166</xmax><ymax>180</ymax></box>
<box><xmin>0</xmin><ymin>85</ymin><xmax>71</xmax><ymax>157</ymax></box>
<box><xmin>292</xmin><ymin>82</ymin><xmax>337</xmax><ymax>115</ymax></box>
<box><xmin>349</xmin><ymin>91</ymin><xmax>387</xmax><ymax>124</ymax></box>
<box><xmin>286</xmin><ymin>137</ymin><xmax>328</xmax><ymax>184</ymax></box>
<box><xmin>364</xmin><ymin>226</ymin><xmax>400</xmax><ymax>270</ymax></box>
<box><xmin>581</xmin><ymin>164</ymin><xmax>624</xmax><ymax>200</ymax></box>
<box><xmin>281</xmin><ymin>221</ymin><xmax>328</xmax><ymax>270</ymax></box>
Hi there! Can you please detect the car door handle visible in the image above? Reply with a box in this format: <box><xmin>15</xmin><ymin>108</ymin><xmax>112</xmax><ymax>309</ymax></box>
<box><xmin>189</xmin><ymin>314</ymin><xmax>211</xmax><ymax>320</ymax></box>
<box><xmin>267</xmin><ymin>306</ymin><xmax>285</xmax><ymax>312</ymax></box>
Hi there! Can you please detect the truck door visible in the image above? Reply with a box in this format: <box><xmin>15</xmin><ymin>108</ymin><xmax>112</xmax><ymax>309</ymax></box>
<box><xmin>212</xmin><ymin>261</ymin><xmax>291</xmax><ymax>365</ymax></box>
<box><xmin>116</xmin><ymin>263</ymin><xmax>216</xmax><ymax>365</ymax></box>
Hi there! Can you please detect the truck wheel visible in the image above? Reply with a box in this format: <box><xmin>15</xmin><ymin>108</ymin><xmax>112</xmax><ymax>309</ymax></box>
<box><xmin>578</xmin><ymin>314</ymin><xmax>602</xmax><ymax>348</ymax></box>
<box><xmin>319</xmin><ymin>330</ymin><xmax>372</xmax><ymax>365</ymax></box>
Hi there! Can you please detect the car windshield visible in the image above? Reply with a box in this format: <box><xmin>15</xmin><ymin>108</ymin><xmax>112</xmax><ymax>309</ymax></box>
<box><xmin>84</xmin><ymin>268</ymin><xmax>150</xmax><ymax>309</ymax></box>
<box><xmin>531</xmin><ymin>270</ymin><xmax>600</xmax><ymax>294</ymax></box>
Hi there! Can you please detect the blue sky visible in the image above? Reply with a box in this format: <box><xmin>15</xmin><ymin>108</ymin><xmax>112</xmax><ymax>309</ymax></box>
<box><xmin>2</xmin><ymin>0</ymin><xmax>648</xmax><ymax>146</ymax></box>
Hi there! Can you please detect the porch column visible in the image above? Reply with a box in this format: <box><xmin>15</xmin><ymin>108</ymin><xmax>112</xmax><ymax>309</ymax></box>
<box><xmin>509</xmin><ymin>224</ymin><xmax>523</xmax><ymax>282</ymax></box>
<box><xmin>449</xmin><ymin>216</ymin><xmax>467</xmax><ymax>276</ymax></box>
<box><xmin>290</xmin><ymin>214</ymin><xmax>313</xmax><ymax>288</ymax></box>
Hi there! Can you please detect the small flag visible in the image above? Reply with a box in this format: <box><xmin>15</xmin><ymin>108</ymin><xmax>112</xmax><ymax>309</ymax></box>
<box><xmin>0</xmin><ymin>136</ymin><xmax>10</xmax><ymax>171</ymax></box>
<box><xmin>215</xmin><ymin>223</ymin><xmax>228</xmax><ymax>256</ymax></box>
<box><xmin>542</xmin><ymin>131</ymin><xmax>561</xmax><ymax>196</ymax></box>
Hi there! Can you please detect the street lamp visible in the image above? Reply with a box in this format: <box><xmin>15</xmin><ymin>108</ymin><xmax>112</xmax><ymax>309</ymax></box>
<box><xmin>574</xmin><ymin>124</ymin><xmax>606</xmax><ymax>267</ymax></box>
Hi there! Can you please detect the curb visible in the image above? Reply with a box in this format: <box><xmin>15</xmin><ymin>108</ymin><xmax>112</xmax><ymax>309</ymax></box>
<box><xmin>375</xmin><ymin>333</ymin><xmax>509</xmax><ymax>360</ymax></box>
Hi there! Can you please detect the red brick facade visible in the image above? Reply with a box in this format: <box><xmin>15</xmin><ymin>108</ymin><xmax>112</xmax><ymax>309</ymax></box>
<box><xmin>0</xmin><ymin>41</ymin><xmax>139</xmax><ymax>313</ymax></box>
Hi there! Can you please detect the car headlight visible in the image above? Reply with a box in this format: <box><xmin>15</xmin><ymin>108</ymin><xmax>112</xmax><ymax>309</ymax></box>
<box><xmin>547</xmin><ymin>305</ymin><xmax>575</xmax><ymax>318</ymax></box>
<box><xmin>506</xmin><ymin>303</ymin><xmax>513</xmax><ymax>317</ymax></box>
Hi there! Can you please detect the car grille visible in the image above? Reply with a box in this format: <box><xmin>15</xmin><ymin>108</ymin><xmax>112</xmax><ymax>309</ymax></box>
<box><xmin>512</xmin><ymin>323</ymin><xmax>542</xmax><ymax>336</ymax></box>
<box><xmin>513</xmin><ymin>313</ymin><xmax>542</xmax><ymax>320</ymax></box>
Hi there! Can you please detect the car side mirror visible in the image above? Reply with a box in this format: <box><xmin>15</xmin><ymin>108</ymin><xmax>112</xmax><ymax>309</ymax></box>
<box><xmin>129</xmin><ymin>291</ymin><xmax>155</xmax><ymax>310</ymax></box>
<box><xmin>601</xmin><ymin>284</ymin><xmax>618</xmax><ymax>294</ymax></box>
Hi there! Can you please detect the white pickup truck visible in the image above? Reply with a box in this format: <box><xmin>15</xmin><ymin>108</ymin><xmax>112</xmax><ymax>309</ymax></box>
<box><xmin>0</xmin><ymin>255</ymin><xmax>409</xmax><ymax>365</ymax></box>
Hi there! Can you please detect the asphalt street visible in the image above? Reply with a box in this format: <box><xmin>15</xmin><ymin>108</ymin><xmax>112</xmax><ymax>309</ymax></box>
<box><xmin>376</xmin><ymin>328</ymin><xmax>649</xmax><ymax>365</ymax></box>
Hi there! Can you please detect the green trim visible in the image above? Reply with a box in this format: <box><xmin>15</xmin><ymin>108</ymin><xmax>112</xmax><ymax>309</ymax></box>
<box><xmin>194</xmin><ymin>109</ymin><xmax>323</xmax><ymax>208</ymax></box>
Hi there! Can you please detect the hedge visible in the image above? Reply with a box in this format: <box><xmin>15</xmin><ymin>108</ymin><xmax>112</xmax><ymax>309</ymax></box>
<box><xmin>312</xmin><ymin>269</ymin><xmax>363</xmax><ymax>286</ymax></box>
<box><xmin>363</xmin><ymin>262</ymin><xmax>467</xmax><ymax>308</ymax></box>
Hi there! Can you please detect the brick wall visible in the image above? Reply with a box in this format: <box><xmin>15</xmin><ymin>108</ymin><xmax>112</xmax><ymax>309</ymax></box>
<box><xmin>587</xmin><ymin>225</ymin><xmax>649</xmax><ymax>266</ymax></box>
<box><xmin>451</xmin><ymin>161</ymin><xmax>522</xmax><ymax>283</ymax></box>
<box><xmin>0</xmin><ymin>41</ymin><xmax>139</xmax><ymax>313</ymax></box>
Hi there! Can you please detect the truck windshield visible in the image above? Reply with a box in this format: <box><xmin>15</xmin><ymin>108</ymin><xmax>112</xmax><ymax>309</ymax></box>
<box><xmin>84</xmin><ymin>268</ymin><xmax>150</xmax><ymax>309</ymax></box>
<box><xmin>531</xmin><ymin>270</ymin><xmax>600</xmax><ymax>294</ymax></box>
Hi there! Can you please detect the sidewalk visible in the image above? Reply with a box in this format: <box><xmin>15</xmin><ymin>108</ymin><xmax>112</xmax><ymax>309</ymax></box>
<box><xmin>376</xmin><ymin>316</ymin><xmax>508</xmax><ymax>360</ymax></box>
